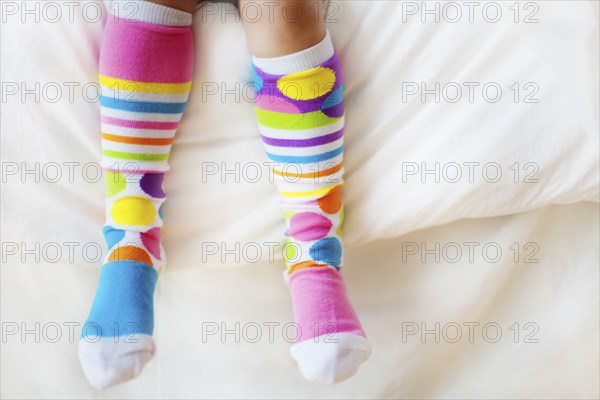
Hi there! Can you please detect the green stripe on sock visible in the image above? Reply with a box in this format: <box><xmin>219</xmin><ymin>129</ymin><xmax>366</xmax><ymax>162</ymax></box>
<box><xmin>256</xmin><ymin>108</ymin><xmax>342</xmax><ymax>130</ymax></box>
<box><xmin>102</xmin><ymin>149</ymin><xmax>170</xmax><ymax>162</ymax></box>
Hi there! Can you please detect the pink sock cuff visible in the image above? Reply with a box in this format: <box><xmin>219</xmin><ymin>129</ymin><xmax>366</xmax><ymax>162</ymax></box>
<box><xmin>99</xmin><ymin>16</ymin><xmax>194</xmax><ymax>83</ymax></box>
<box><xmin>288</xmin><ymin>268</ymin><xmax>366</xmax><ymax>343</ymax></box>
<box><xmin>109</xmin><ymin>0</ymin><xmax>193</xmax><ymax>26</ymax></box>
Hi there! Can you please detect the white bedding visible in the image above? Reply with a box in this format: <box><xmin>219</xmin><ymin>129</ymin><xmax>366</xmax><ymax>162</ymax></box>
<box><xmin>2</xmin><ymin>203</ymin><xmax>598</xmax><ymax>398</ymax></box>
<box><xmin>1</xmin><ymin>0</ymin><xmax>599</xmax><ymax>398</ymax></box>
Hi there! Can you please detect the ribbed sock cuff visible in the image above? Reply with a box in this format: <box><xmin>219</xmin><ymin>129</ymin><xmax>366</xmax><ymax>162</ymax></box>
<box><xmin>252</xmin><ymin>30</ymin><xmax>335</xmax><ymax>75</ymax></box>
<box><xmin>110</xmin><ymin>0</ymin><xmax>193</xmax><ymax>26</ymax></box>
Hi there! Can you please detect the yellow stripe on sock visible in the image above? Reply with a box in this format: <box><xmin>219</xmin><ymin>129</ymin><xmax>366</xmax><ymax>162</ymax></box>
<box><xmin>278</xmin><ymin>183</ymin><xmax>343</xmax><ymax>199</ymax></box>
<box><xmin>99</xmin><ymin>75</ymin><xmax>192</xmax><ymax>94</ymax></box>
<box><xmin>256</xmin><ymin>108</ymin><xmax>342</xmax><ymax>130</ymax></box>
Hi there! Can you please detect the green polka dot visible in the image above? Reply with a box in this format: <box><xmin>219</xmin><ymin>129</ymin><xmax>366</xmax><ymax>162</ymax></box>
<box><xmin>337</xmin><ymin>207</ymin><xmax>344</xmax><ymax>236</ymax></box>
<box><xmin>283</xmin><ymin>238</ymin><xmax>297</xmax><ymax>263</ymax></box>
<box><xmin>283</xmin><ymin>211</ymin><xmax>295</xmax><ymax>221</ymax></box>
<box><xmin>105</xmin><ymin>171</ymin><xmax>127</xmax><ymax>198</ymax></box>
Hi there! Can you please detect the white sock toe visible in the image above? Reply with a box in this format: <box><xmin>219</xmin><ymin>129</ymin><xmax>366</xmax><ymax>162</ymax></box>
<box><xmin>78</xmin><ymin>335</ymin><xmax>155</xmax><ymax>389</ymax></box>
<box><xmin>290</xmin><ymin>333</ymin><xmax>371</xmax><ymax>384</ymax></box>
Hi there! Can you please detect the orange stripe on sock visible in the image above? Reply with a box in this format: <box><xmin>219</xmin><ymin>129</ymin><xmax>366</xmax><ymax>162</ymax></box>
<box><xmin>102</xmin><ymin>133</ymin><xmax>174</xmax><ymax>146</ymax></box>
<box><xmin>108</xmin><ymin>245</ymin><xmax>153</xmax><ymax>267</ymax></box>
<box><xmin>273</xmin><ymin>162</ymin><xmax>343</xmax><ymax>179</ymax></box>
<box><xmin>288</xmin><ymin>261</ymin><xmax>329</xmax><ymax>275</ymax></box>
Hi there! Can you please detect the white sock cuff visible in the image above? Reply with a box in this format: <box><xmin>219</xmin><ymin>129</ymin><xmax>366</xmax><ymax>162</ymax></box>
<box><xmin>252</xmin><ymin>30</ymin><xmax>335</xmax><ymax>75</ymax></box>
<box><xmin>110</xmin><ymin>0</ymin><xmax>193</xmax><ymax>26</ymax></box>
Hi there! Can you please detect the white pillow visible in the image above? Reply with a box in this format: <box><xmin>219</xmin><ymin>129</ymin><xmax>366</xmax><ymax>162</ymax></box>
<box><xmin>2</xmin><ymin>1</ymin><xmax>598</xmax><ymax>269</ymax></box>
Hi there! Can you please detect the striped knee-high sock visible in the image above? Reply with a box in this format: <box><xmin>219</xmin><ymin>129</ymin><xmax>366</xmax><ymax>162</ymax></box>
<box><xmin>252</xmin><ymin>31</ymin><xmax>370</xmax><ymax>384</ymax></box>
<box><xmin>79</xmin><ymin>1</ymin><xmax>194</xmax><ymax>389</ymax></box>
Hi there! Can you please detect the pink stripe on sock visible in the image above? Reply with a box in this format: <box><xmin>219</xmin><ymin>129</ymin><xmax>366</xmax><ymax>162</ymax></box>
<box><xmin>100</xmin><ymin>17</ymin><xmax>194</xmax><ymax>83</ymax></box>
<box><xmin>101</xmin><ymin>116</ymin><xmax>179</xmax><ymax>130</ymax></box>
<box><xmin>288</xmin><ymin>268</ymin><xmax>366</xmax><ymax>343</ymax></box>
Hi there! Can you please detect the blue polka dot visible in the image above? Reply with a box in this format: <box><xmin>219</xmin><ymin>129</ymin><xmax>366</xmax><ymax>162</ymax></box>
<box><xmin>321</xmin><ymin>85</ymin><xmax>344</xmax><ymax>110</ymax></box>
<box><xmin>309</xmin><ymin>237</ymin><xmax>342</xmax><ymax>266</ymax></box>
<box><xmin>103</xmin><ymin>226</ymin><xmax>125</xmax><ymax>248</ymax></box>
<box><xmin>252</xmin><ymin>66</ymin><xmax>264</xmax><ymax>92</ymax></box>
<box><xmin>158</xmin><ymin>205</ymin><xmax>164</xmax><ymax>219</ymax></box>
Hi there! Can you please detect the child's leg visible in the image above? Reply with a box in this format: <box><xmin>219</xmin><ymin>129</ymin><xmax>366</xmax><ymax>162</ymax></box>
<box><xmin>241</xmin><ymin>0</ymin><xmax>370</xmax><ymax>384</ymax></box>
<box><xmin>79</xmin><ymin>0</ymin><xmax>194</xmax><ymax>389</ymax></box>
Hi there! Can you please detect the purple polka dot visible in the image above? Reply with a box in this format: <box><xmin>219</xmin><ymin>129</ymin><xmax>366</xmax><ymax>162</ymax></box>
<box><xmin>321</xmin><ymin>102</ymin><xmax>344</xmax><ymax>118</ymax></box>
<box><xmin>286</xmin><ymin>212</ymin><xmax>332</xmax><ymax>241</ymax></box>
<box><xmin>140</xmin><ymin>173</ymin><xmax>165</xmax><ymax>198</ymax></box>
<box><xmin>141</xmin><ymin>227</ymin><xmax>161</xmax><ymax>260</ymax></box>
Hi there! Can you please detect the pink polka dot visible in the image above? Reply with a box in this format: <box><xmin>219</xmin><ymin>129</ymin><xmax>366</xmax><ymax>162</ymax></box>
<box><xmin>141</xmin><ymin>227</ymin><xmax>161</xmax><ymax>260</ymax></box>
<box><xmin>256</xmin><ymin>94</ymin><xmax>301</xmax><ymax>114</ymax></box>
<box><xmin>286</xmin><ymin>212</ymin><xmax>332</xmax><ymax>241</ymax></box>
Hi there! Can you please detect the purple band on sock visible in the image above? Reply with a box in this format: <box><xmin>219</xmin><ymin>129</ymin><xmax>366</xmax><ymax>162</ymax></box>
<box><xmin>261</xmin><ymin>129</ymin><xmax>344</xmax><ymax>148</ymax></box>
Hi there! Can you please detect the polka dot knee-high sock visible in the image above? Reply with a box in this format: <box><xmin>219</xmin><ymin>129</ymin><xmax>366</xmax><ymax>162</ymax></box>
<box><xmin>79</xmin><ymin>1</ymin><xmax>194</xmax><ymax>389</ymax></box>
<box><xmin>252</xmin><ymin>31</ymin><xmax>371</xmax><ymax>384</ymax></box>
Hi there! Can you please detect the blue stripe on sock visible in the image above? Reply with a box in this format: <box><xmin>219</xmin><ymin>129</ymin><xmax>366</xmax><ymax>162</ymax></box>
<box><xmin>81</xmin><ymin>262</ymin><xmax>157</xmax><ymax>338</ymax></box>
<box><xmin>99</xmin><ymin>96</ymin><xmax>187</xmax><ymax>114</ymax></box>
<box><xmin>266</xmin><ymin>145</ymin><xmax>344</xmax><ymax>164</ymax></box>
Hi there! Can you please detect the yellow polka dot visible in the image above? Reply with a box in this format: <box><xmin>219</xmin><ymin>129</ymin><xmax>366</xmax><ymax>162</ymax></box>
<box><xmin>104</xmin><ymin>171</ymin><xmax>127</xmax><ymax>198</ymax></box>
<box><xmin>111</xmin><ymin>197</ymin><xmax>156</xmax><ymax>226</ymax></box>
<box><xmin>277</xmin><ymin>67</ymin><xmax>336</xmax><ymax>100</ymax></box>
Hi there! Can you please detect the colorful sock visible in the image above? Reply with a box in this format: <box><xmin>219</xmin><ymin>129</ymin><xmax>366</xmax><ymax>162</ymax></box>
<box><xmin>79</xmin><ymin>1</ymin><xmax>194</xmax><ymax>389</ymax></box>
<box><xmin>252</xmin><ymin>31</ymin><xmax>370</xmax><ymax>384</ymax></box>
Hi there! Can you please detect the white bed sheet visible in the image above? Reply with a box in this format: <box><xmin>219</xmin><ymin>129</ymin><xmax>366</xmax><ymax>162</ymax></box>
<box><xmin>1</xmin><ymin>202</ymin><xmax>598</xmax><ymax>399</ymax></box>
<box><xmin>1</xmin><ymin>0</ymin><xmax>599</xmax><ymax>398</ymax></box>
